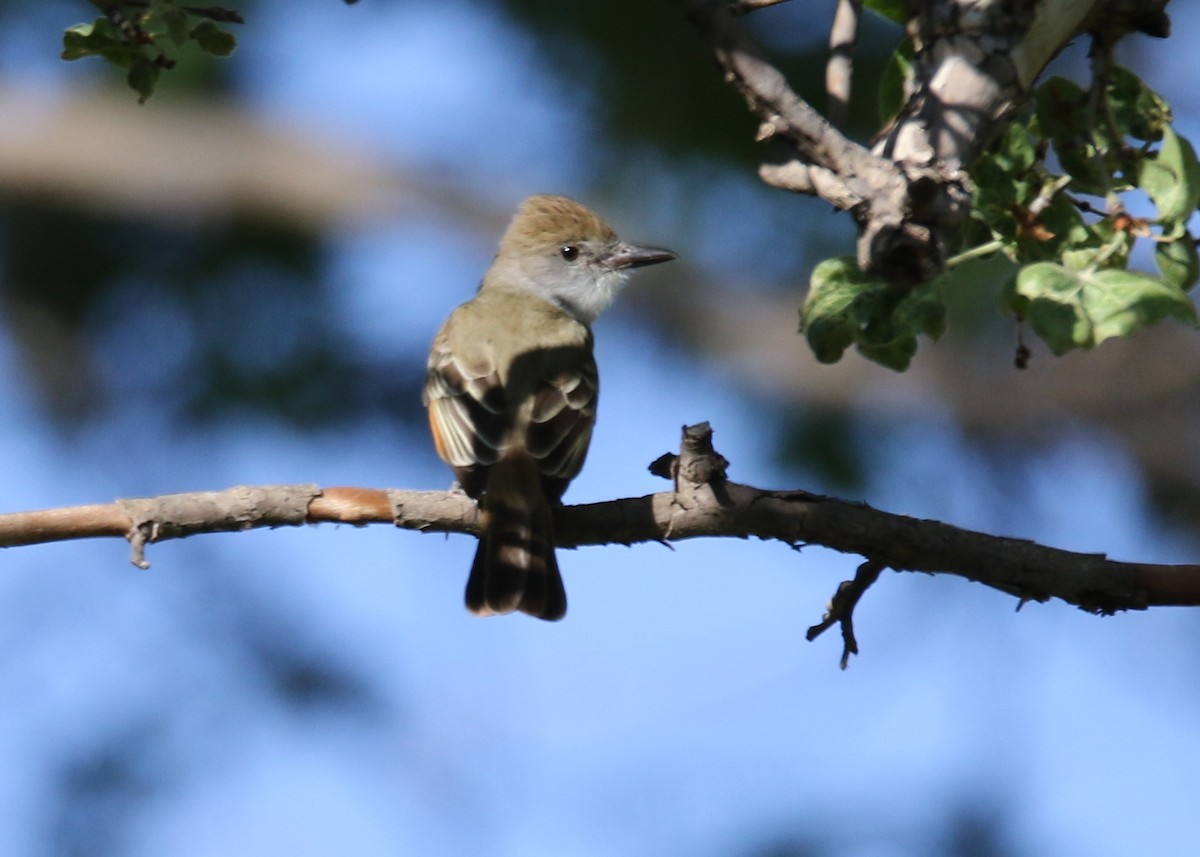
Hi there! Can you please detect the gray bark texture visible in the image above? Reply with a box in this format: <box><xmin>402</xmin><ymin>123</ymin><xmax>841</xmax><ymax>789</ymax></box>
<box><xmin>684</xmin><ymin>0</ymin><xmax>1172</xmax><ymax>284</ymax></box>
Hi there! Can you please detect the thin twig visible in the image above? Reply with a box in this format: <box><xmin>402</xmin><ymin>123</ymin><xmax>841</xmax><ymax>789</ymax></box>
<box><xmin>825</xmin><ymin>0</ymin><xmax>862</xmax><ymax>130</ymax></box>
<box><xmin>680</xmin><ymin>0</ymin><xmax>967</xmax><ymax>283</ymax></box>
<box><xmin>944</xmin><ymin>238</ymin><xmax>1005</xmax><ymax>268</ymax></box>
<box><xmin>1027</xmin><ymin>174</ymin><xmax>1073</xmax><ymax>218</ymax></box>
<box><xmin>678</xmin><ymin>0</ymin><xmax>906</xmax><ymax>216</ymax></box>
<box><xmin>806</xmin><ymin>559</ymin><xmax>885</xmax><ymax>669</ymax></box>
<box><xmin>1085</xmin><ymin>34</ymin><xmax>1123</xmax><ymax>208</ymax></box>
<box><xmin>1067</xmin><ymin>195</ymin><xmax>1108</xmax><ymax>217</ymax></box>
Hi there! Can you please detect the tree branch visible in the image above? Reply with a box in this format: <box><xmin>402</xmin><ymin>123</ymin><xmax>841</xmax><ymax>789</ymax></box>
<box><xmin>679</xmin><ymin>0</ymin><xmax>962</xmax><ymax>284</ymax></box>
<box><xmin>806</xmin><ymin>558</ymin><xmax>884</xmax><ymax>669</ymax></box>
<box><xmin>1</xmin><ymin>425</ymin><xmax>1197</xmax><ymax>616</ymax></box>
<box><xmin>679</xmin><ymin>0</ymin><xmax>1171</xmax><ymax>285</ymax></box>
<box><xmin>825</xmin><ymin>0</ymin><xmax>861</xmax><ymax>130</ymax></box>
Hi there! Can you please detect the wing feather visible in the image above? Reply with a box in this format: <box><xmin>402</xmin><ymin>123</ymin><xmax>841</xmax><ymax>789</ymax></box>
<box><xmin>526</xmin><ymin>358</ymin><xmax>597</xmax><ymax>488</ymax></box>
<box><xmin>423</xmin><ymin>293</ymin><xmax>599</xmax><ymax>503</ymax></box>
<box><xmin>424</xmin><ymin>333</ymin><xmax>506</xmax><ymax>471</ymax></box>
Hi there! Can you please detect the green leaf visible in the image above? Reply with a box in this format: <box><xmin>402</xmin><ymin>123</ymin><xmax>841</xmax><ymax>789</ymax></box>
<box><xmin>878</xmin><ymin>40</ymin><xmax>913</xmax><ymax>125</ymax></box>
<box><xmin>1032</xmin><ymin>75</ymin><xmax>1118</xmax><ymax>197</ymax></box>
<box><xmin>801</xmin><ymin>257</ymin><xmax>945</xmax><ymax>370</ymax></box>
<box><xmin>991</xmin><ymin>122</ymin><xmax>1037</xmax><ymax>175</ymax></box>
<box><xmin>1056</xmin><ymin>144</ymin><xmax>1111</xmax><ymax>197</ymax></box>
<box><xmin>61</xmin><ymin>22</ymin><xmax>100</xmax><ymax>61</ymax></box>
<box><xmin>145</xmin><ymin>5</ymin><xmax>192</xmax><ymax>48</ymax></box>
<box><xmin>1155</xmin><ymin>234</ymin><xmax>1200</xmax><ymax>292</ymax></box>
<box><xmin>864</xmin><ymin>0</ymin><xmax>906</xmax><ymax>25</ymax></box>
<box><xmin>190</xmin><ymin>21</ymin><xmax>237</xmax><ymax>57</ymax></box>
<box><xmin>1058</xmin><ymin>227</ymin><xmax>1129</xmax><ymax>272</ymax></box>
<box><xmin>1016</xmin><ymin>262</ymin><xmax>1198</xmax><ymax>354</ymax></box>
<box><xmin>1136</xmin><ymin>125</ymin><xmax>1200</xmax><ymax>224</ymax></box>
<box><xmin>999</xmin><ymin>273</ymin><xmax>1025</xmax><ymax>317</ymax></box>
<box><xmin>127</xmin><ymin>57</ymin><xmax>160</xmax><ymax>104</ymax></box>
<box><xmin>802</xmin><ymin>257</ymin><xmax>868</xmax><ymax>364</ymax></box>
<box><xmin>858</xmin><ymin>284</ymin><xmax>946</xmax><ymax>370</ymax></box>
<box><xmin>1034</xmin><ymin>193</ymin><xmax>1093</xmax><ymax>248</ymax></box>
<box><xmin>1034</xmin><ymin>77</ymin><xmax>1087</xmax><ymax>144</ymax></box>
<box><xmin>61</xmin><ymin>18</ymin><xmax>139</xmax><ymax>66</ymax></box>
<box><xmin>1108</xmin><ymin>65</ymin><xmax>1171</xmax><ymax>142</ymax></box>
<box><xmin>961</xmin><ymin>125</ymin><xmax>1052</xmax><ymax>261</ymax></box>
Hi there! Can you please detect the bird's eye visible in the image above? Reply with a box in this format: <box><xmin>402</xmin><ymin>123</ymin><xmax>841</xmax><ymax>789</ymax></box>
<box><xmin>560</xmin><ymin>245</ymin><xmax>580</xmax><ymax>262</ymax></box>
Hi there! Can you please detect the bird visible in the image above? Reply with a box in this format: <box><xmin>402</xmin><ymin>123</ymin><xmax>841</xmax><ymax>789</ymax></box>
<box><xmin>423</xmin><ymin>194</ymin><xmax>676</xmax><ymax>620</ymax></box>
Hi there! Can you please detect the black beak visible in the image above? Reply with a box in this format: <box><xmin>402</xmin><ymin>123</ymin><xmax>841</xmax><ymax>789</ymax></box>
<box><xmin>608</xmin><ymin>243</ymin><xmax>678</xmax><ymax>270</ymax></box>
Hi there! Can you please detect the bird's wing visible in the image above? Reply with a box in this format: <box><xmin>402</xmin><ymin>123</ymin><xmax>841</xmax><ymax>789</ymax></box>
<box><xmin>423</xmin><ymin>328</ymin><xmax>507</xmax><ymax>473</ymax></box>
<box><xmin>525</xmin><ymin>348</ymin><xmax>598</xmax><ymax>489</ymax></box>
<box><xmin>424</xmin><ymin>298</ymin><xmax>598</xmax><ymax>499</ymax></box>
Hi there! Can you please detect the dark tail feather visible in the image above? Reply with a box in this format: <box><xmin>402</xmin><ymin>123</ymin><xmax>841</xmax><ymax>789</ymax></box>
<box><xmin>514</xmin><ymin>538</ymin><xmax>566</xmax><ymax>621</ymax></box>
<box><xmin>464</xmin><ymin>529</ymin><xmax>566</xmax><ymax>621</ymax></box>
<box><xmin>465</xmin><ymin>463</ymin><xmax>566</xmax><ymax>621</ymax></box>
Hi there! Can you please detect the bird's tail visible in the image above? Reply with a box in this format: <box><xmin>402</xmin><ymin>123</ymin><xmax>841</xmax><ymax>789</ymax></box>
<box><xmin>466</xmin><ymin>454</ymin><xmax>567</xmax><ymax>621</ymax></box>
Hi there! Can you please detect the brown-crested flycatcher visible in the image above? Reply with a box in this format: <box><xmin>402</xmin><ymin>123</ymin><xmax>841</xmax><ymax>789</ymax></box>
<box><xmin>424</xmin><ymin>194</ymin><xmax>676</xmax><ymax>620</ymax></box>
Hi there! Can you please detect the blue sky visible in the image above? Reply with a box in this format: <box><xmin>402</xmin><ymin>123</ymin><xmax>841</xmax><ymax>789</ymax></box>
<box><xmin>0</xmin><ymin>2</ymin><xmax>1198</xmax><ymax>856</ymax></box>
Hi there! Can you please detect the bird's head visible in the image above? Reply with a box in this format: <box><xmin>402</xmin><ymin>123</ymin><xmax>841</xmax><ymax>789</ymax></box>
<box><xmin>486</xmin><ymin>194</ymin><xmax>677</xmax><ymax>324</ymax></box>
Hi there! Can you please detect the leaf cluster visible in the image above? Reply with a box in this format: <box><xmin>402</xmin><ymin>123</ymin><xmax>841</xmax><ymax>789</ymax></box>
<box><xmin>1005</xmin><ymin>70</ymin><xmax>1199</xmax><ymax>355</ymax></box>
<box><xmin>802</xmin><ymin>257</ymin><xmax>945</xmax><ymax>371</ymax></box>
<box><xmin>804</xmin><ymin>41</ymin><xmax>1199</xmax><ymax>369</ymax></box>
<box><xmin>62</xmin><ymin>1</ymin><xmax>240</xmax><ymax>102</ymax></box>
